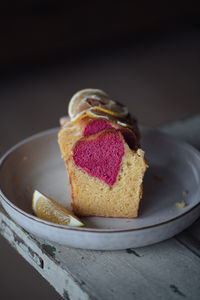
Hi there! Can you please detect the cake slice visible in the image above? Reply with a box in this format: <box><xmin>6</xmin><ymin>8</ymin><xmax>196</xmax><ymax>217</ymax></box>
<box><xmin>58</xmin><ymin>89</ymin><xmax>147</xmax><ymax>218</ymax></box>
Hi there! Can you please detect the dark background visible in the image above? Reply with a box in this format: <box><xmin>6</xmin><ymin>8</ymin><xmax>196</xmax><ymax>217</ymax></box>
<box><xmin>1</xmin><ymin>1</ymin><xmax>200</xmax><ymax>74</ymax></box>
<box><xmin>1</xmin><ymin>1</ymin><xmax>200</xmax><ymax>153</ymax></box>
<box><xmin>1</xmin><ymin>1</ymin><xmax>200</xmax><ymax>299</ymax></box>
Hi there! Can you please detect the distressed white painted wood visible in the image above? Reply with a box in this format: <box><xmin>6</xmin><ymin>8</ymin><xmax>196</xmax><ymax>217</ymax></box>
<box><xmin>0</xmin><ymin>210</ymin><xmax>92</xmax><ymax>300</ymax></box>
<box><xmin>1</xmin><ymin>207</ymin><xmax>200</xmax><ymax>300</ymax></box>
<box><xmin>1</xmin><ymin>114</ymin><xmax>200</xmax><ymax>300</ymax></box>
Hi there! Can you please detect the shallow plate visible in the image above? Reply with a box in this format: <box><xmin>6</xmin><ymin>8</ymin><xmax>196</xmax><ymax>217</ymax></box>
<box><xmin>0</xmin><ymin>128</ymin><xmax>200</xmax><ymax>250</ymax></box>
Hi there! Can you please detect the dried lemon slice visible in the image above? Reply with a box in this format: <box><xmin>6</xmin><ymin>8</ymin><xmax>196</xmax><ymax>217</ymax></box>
<box><xmin>68</xmin><ymin>88</ymin><xmax>128</xmax><ymax>122</ymax></box>
<box><xmin>92</xmin><ymin>106</ymin><xmax>127</xmax><ymax>118</ymax></box>
<box><xmin>86</xmin><ymin>109</ymin><xmax>133</xmax><ymax>128</ymax></box>
<box><xmin>32</xmin><ymin>190</ymin><xmax>84</xmax><ymax>227</ymax></box>
<box><xmin>86</xmin><ymin>109</ymin><xmax>109</xmax><ymax>120</ymax></box>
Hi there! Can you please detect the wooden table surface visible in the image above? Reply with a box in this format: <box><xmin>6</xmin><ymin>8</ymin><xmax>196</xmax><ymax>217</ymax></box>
<box><xmin>1</xmin><ymin>115</ymin><xmax>200</xmax><ymax>300</ymax></box>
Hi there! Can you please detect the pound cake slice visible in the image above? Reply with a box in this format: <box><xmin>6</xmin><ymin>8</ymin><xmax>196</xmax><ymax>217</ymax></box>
<box><xmin>58</xmin><ymin>89</ymin><xmax>147</xmax><ymax>218</ymax></box>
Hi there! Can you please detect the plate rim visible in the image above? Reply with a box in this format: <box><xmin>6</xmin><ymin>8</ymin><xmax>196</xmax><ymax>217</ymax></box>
<box><xmin>1</xmin><ymin>127</ymin><xmax>200</xmax><ymax>234</ymax></box>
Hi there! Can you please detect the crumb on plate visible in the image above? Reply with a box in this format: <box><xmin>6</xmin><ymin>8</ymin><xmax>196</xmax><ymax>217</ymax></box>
<box><xmin>176</xmin><ymin>201</ymin><xmax>186</xmax><ymax>208</ymax></box>
<box><xmin>182</xmin><ymin>190</ymin><xmax>188</xmax><ymax>197</ymax></box>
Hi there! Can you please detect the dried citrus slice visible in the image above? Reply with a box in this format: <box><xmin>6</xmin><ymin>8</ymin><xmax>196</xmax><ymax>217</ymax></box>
<box><xmin>92</xmin><ymin>106</ymin><xmax>126</xmax><ymax>118</ymax></box>
<box><xmin>116</xmin><ymin>120</ymin><xmax>133</xmax><ymax>129</ymax></box>
<box><xmin>68</xmin><ymin>88</ymin><xmax>128</xmax><ymax>122</ymax></box>
<box><xmin>86</xmin><ymin>109</ymin><xmax>109</xmax><ymax>120</ymax></box>
<box><xmin>68</xmin><ymin>88</ymin><xmax>107</xmax><ymax>121</ymax></box>
<box><xmin>86</xmin><ymin>109</ymin><xmax>133</xmax><ymax>128</ymax></box>
<box><xmin>32</xmin><ymin>190</ymin><xmax>84</xmax><ymax>227</ymax></box>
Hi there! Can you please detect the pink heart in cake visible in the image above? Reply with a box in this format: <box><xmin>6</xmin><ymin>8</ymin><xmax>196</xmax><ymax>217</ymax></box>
<box><xmin>73</xmin><ymin>131</ymin><xmax>124</xmax><ymax>186</ymax></box>
<box><xmin>83</xmin><ymin>119</ymin><xmax>113</xmax><ymax>137</ymax></box>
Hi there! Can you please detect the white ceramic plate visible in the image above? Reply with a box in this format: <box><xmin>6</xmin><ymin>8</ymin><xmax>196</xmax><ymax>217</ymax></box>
<box><xmin>0</xmin><ymin>128</ymin><xmax>200</xmax><ymax>250</ymax></box>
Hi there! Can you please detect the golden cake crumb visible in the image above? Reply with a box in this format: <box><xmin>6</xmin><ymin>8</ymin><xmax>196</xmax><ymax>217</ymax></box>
<box><xmin>176</xmin><ymin>201</ymin><xmax>186</xmax><ymax>208</ymax></box>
